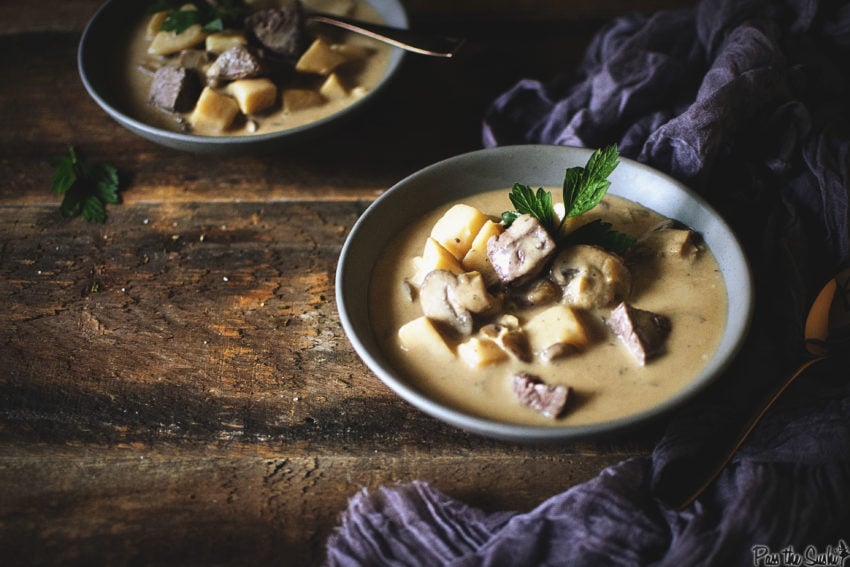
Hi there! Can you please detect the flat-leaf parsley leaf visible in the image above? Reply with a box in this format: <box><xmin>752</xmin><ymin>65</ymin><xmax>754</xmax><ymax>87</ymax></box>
<box><xmin>500</xmin><ymin>144</ymin><xmax>634</xmax><ymax>253</ymax></box>
<box><xmin>50</xmin><ymin>146</ymin><xmax>120</xmax><ymax>223</ymax></box>
<box><xmin>150</xmin><ymin>0</ymin><xmax>245</xmax><ymax>35</ymax></box>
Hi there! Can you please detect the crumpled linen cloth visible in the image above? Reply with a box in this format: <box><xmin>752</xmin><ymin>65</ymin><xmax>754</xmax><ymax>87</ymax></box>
<box><xmin>325</xmin><ymin>0</ymin><xmax>850</xmax><ymax>564</ymax></box>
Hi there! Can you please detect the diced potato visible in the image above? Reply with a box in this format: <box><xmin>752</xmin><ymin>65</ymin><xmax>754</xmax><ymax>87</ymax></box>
<box><xmin>147</xmin><ymin>11</ymin><xmax>167</xmax><ymax>37</ymax></box>
<box><xmin>302</xmin><ymin>0</ymin><xmax>355</xmax><ymax>16</ymax></box>
<box><xmin>525</xmin><ymin>305</ymin><xmax>589</xmax><ymax>360</ymax></box>
<box><xmin>398</xmin><ymin>317</ymin><xmax>455</xmax><ymax>360</ymax></box>
<box><xmin>282</xmin><ymin>89</ymin><xmax>325</xmax><ymax>112</ymax></box>
<box><xmin>319</xmin><ymin>73</ymin><xmax>348</xmax><ymax>101</ymax></box>
<box><xmin>412</xmin><ymin>237</ymin><xmax>464</xmax><ymax>285</ymax></box>
<box><xmin>189</xmin><ymin>87</ymin><xmax>240</xmax><ymax>132</ymax></box>
<box><xmin>206</xmin><ymin>31</ymin><xmax>248</xmax><ymax>54</ymax></box>
<box><xmin>458</xmin><ymin>337</ymin><xmax>507</xmax><ymax>368</ymax></box>
<box><xmin>295</xmin><ymin>38</ymin><xmax>352</xmax><ymax>75</ymax></box>
<box><xmin>226</xmin><ymin>78</ymin><xmax>278</xmax><ymax>115</ymax></box>
<box><xmin>148</xmin><ymin>24</ymin><xmax>207</xmax><ymax>56</ymax></box>
<box><xmin>461</xmin><ymin>219</ymin><xmax>504</xmax><ymax>285</ymax></box>
<box><xmin>430</xmin><ymin>204</ymin><xmax>490</xmax><ymax>261</ymax></box>
<box><xmin>330</xmin><ymin>43</ymin><xmax>371</xmax><ymax>61</ymax></box>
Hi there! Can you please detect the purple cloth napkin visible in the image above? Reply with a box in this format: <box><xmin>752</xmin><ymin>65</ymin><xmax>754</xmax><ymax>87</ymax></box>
<box><xmin>326</xmin><ymin>0</ymin><xmax>850</xmax><ymax>564</ymax></box>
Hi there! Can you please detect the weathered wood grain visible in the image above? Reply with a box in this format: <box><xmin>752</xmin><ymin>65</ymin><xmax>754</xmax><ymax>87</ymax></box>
<box><xmin>0</xmin><ymin>2</ymin><xmax>674</xmax><ymax>564</ymax></box>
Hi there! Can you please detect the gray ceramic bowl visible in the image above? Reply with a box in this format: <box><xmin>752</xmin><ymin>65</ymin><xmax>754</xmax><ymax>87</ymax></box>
<box><xmin>336</xmin><ymin>145</ymin><xmax>754</xmax><ymax>442</ymax></box>
<box><xmin>78</xmin><ymin>0</ymin><xmax>407</xmax><ymax>154</ymax></box>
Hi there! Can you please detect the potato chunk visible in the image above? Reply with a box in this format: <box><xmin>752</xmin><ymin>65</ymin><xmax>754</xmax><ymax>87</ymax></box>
<box><xmin>430</xmin><ymin>204</ymin><xmax>490</xmax><ymax>261</ymax></box>
<box><xmin>189</xmin><ymin>87</ymin><xmax>239</xmax><ymax>132</ymax></box>
<box><xmin>398</xmin><ymin>317</ymin><xmax>455</xmax><ymax>360</ymax></box>
<box><xmin>525</xmin><ymin>305</ymin><xmax>589</xmax><ymax>361</ymax></box>
<box><xmin>319</xmin><ymin>73</ymin><xmax>348</xmax><ymax>101</ymax></box>
<box><xmin>206</xmin><ymin>31</ymin><xmax>248</xmax><ymax>54</ymax></box>
<box><xmin>462</xmin><ymin>219</ymin><xmax>504</xmax><ymax>286</ymax></box>
<box><xmin>458</xmin><ymin>337</ymin><xmax>507</xmax><ymax>368</ymax></box>
<box><xmin>303</xmin><ymin>0</ymin><xmax>355</xmax><ymax>16</ymax></box>
<box><xmin>226</xmin><ymin>78</ymin><xmax>278</xmax><ymax>115</ymax></box>
<box><xmin>149</xmin><ymin>25</ymin><xmax>207</xmax><ymax>56</ymax></box>
<box><xmin>147</xmin><ymin>11</ymin><xmax>167</xmax><ymax>37</ymax></box>
<box><xmin>412</xmin><ymin>237</ymin><xmax>464</xmax><ymax>285</ymax></box>
<box><xmin>296</xmin><ymin>38</ymin><xmax>351</xmax><ymax>75</ymax></box>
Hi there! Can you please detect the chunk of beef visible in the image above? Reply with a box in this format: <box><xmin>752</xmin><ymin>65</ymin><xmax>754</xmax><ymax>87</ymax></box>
<box><xmin>511</xmin><ymin>372</ymin><xmax>570</xmax><ymax>419</ymax></box>
<box><xmin>245</xmin><ymin>2</ymin><xmax>307</xmax><ymax>63</ymax></box>
<box><xmin>207</xmin><ymin>45</ymin><xmax>264</xmax><ymax>81</ymax></box>
<box><xmin>148</xmin><ymin>66</ymin><xmax>201</xmax><ymax>113</ymax></box>
<box><xmin>486</xmin><ymin>215</ymin><xmax>557</xmax><ymax>286</ymax></box>
<box><xmin>607</xmin><ymin>302</ymin><xmax>671</xmax><ymax>365</ymax></box>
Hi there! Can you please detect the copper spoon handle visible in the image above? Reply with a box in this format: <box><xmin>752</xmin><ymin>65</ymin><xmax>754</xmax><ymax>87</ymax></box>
<box><xmin>307</xmin><ymin>13</ymin><xmax>465</xmax><ymax>57</ymax></box>
<box><xmin>671</xmin><ymin>354</ymin><xmax>830</xmax><ymax>510</ymax></box>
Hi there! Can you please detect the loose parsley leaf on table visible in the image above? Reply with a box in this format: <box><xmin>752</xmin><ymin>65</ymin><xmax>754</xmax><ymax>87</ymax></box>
<box><xmin>501</xmin><ymin>144</ymin><xmax>635</xmax><ymax>253</ymax></box>
<box><xmin>50</xmin><ymin>146</ymin><xmax>120</xmax><ymax>224</ymax></box>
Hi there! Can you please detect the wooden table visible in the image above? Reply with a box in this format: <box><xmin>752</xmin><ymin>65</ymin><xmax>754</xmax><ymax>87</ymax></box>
<box><xmin>0</xmin><ymin>1</ymin><xmax>694</xmax><ymax>564</ymax></box>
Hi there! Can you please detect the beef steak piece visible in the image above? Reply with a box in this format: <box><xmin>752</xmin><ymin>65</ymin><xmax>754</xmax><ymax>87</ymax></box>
<box><xmin>607</xmin><ymin>302</ymin><xmax>671</xmax><ymax>365</ymax></box>
<box><xmin>148</xmin><ymin>66</ymin><xmax>200</xmax><ymax>113</ymax></box>
<box><xmin>511</xmin><ymin>372</ymin><xmax>570</xmax><ymax>419</ymax></box>
<box><xmin>245</xmin><ymin>1</ymin><xmax>307</xmax><ymax>63</ymax></box>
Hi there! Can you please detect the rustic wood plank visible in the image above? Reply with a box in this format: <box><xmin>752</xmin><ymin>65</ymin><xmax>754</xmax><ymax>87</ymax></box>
<box><xmin>0</xmin><ymin>3</ymin><xmax>678</xmax><ymax>564</ymax></box>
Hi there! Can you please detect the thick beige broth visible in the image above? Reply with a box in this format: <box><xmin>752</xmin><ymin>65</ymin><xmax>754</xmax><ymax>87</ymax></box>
<box><xmin>116</xmin><ymin>0</ymin><xmax>394</xmax><ymax>136</ymax></box>
<box><xmin>369</xmin><ymin>190</ymin><xmax>728</xmax><ymax>426</ymax></box>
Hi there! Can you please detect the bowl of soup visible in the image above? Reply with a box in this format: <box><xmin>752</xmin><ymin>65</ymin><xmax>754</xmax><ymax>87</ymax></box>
<box><xmin>336</xmin><ymin>144</ymin><xmax>753</xmax><ymax>442</ymax></box>
<box><xmin>78</xmin><ymin>0</ymin><xmax>407</xmax><ymax>153</ymax></box>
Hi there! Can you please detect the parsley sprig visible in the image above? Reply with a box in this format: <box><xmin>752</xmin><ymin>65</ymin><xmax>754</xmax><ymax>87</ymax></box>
<box><xmin>50</xmin><ymin>146</ymin><xmax>120</xmax><ymax>223</ymax></box>
<box><xmin>501</xmin><ymin>144</ymin><xmax>635</xmax><ymax>254</ymax></box>
<box><xmin>149</xmin><ymin>0</ymin><xmax>245</xmax><ymax>35</ymax></box>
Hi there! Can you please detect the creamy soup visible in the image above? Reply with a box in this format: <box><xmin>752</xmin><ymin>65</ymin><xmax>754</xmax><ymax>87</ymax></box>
<box><xmin>369</xmin><ymin>190</ymin><xmax>728</xmax><ymax>427</ymax></box>
<box><xmin>115</xmin><ymin>0</ymin><xmax>393</xmax><ymax>136</ymax></box>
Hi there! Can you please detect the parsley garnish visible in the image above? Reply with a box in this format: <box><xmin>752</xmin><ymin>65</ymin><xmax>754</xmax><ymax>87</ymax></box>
<box><xmin>150</xmin><ymin>0</ymin><xmax>245</xmax><ymax>35</ymax></box>
<box><xmin>50</xmin><ymin>146</ymin><xmax>120</xmax><ymax>223</ymax></box>
<box><xmin>501</xmin><ymin>144</ymin><xmax>634</xmax><ymax>253</ymax></box>
<box><xmin>502</xmin><ymin>184</ymin><xmax>558</xmax><ymax>235</ymax></box>
<box><xmin>563</xmin><ymin>219</ymin><xmax>636</xmax><ymax>255</ymax></box>
<box><xmin>562</xmin><ymin>144</ymin><xmax>620</xmax><ymax>219</ymax></box>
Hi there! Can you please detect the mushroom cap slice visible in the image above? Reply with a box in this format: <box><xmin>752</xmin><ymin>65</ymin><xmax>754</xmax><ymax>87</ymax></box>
<box><xmin>419</xmin><ymin>270</ymin><xmax>500</xmax><ymax>336</ymax></box>
<box><xmin>550</xmin><ymin>244</ymin><xmax>631</xmax><ymax>309</ymax></box>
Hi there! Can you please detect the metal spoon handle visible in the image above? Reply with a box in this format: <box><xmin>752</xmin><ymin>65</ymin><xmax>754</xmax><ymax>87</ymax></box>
<box><xmin>307</xmin><ymin>13</ymin><xmax>465</xmax><ymax>57</ymax></box>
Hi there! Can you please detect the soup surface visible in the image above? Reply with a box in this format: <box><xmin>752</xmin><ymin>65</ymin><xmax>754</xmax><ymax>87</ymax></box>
<box><xmin>369</xmin><ymin>190</ymin><xmax>728</xmax><ymax>426</ymax></box>
<box><xmin>115</xmin><ymin>0</ymin><xmax>394</xmax><ymax>136</ymax></box>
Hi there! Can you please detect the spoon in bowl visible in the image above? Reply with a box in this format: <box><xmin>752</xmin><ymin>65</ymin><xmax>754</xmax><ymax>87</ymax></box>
<box><xmin>661</xmin><ymin>267</ymin><xmax>850</xmax><ymax>510</ymax></box>
<box><xmin>307</xmin><ymin>12</ymin><xmax>465</xmax><ymax>57</ymax></box>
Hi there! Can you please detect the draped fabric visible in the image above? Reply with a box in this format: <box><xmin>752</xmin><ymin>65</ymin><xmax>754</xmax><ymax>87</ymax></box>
<box><xmin>326</xmin><ymin>0</ymin><xmax>850</xmax><ymax>564</ymax></box>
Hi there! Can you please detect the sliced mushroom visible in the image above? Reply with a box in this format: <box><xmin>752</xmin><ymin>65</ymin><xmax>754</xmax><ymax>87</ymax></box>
<box><xmin>510</xmin><ymin>277</ymin><xmax>561</xmax><ymax>307</ymax></box>
<box><xmin>419</xmin><ymin>270</ymin><xmax>500</xmax><ymax>336</ymax></box>
<box><xmin>480</xmin><ymin>314</ymin><xmax>531</xmax><ymax>362</ymax></box>
<box><xmin>550</xmin><ymin>244</ymin><xmax>631</xmax><ymax>309</ymax></box>
<box><xmin>487</xmin><ymin>215</ymin><xmax>557</xmax><ymax>286</ymax></box>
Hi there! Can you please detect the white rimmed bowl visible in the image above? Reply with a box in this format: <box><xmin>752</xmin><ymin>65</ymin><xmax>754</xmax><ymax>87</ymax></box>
<box><xmin>336</xmin><ymin>145</ymin><xmax>753</xmax><ymax>442</ymax></box>
<box><xmin>78</xmin><ymin>0</ymin><xmax>407</xmax><ymax>154</ymax></box>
